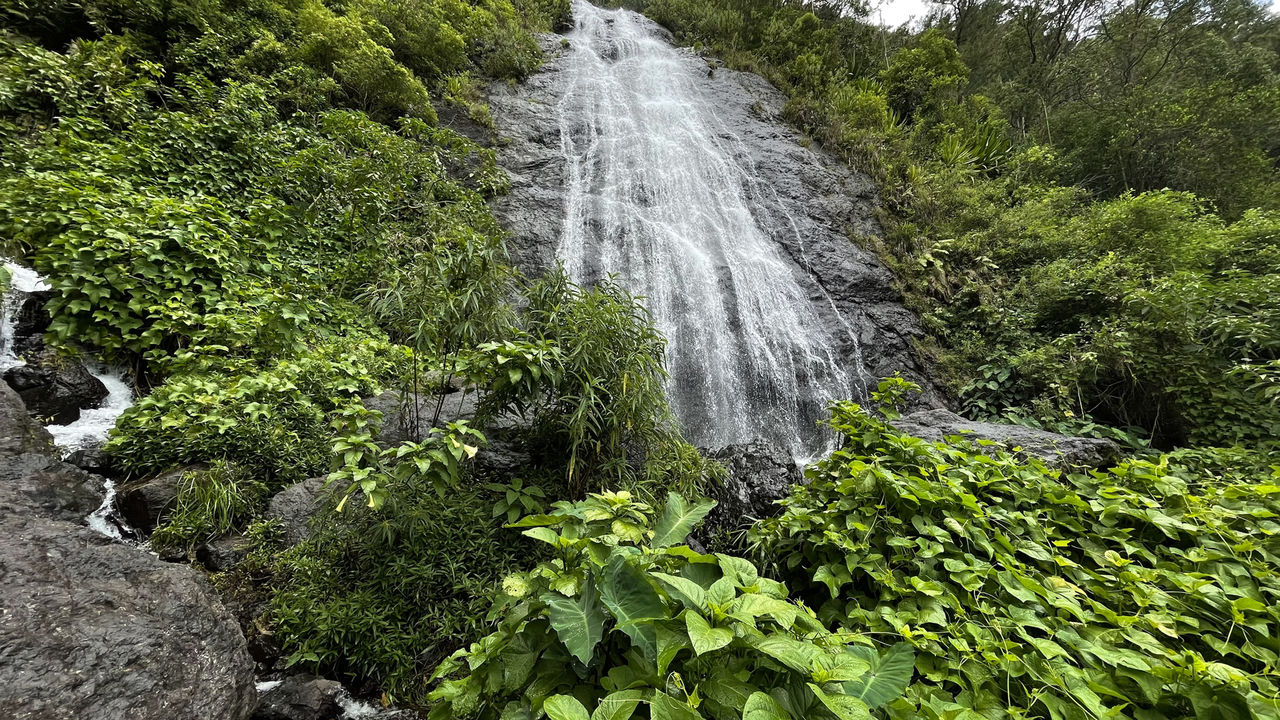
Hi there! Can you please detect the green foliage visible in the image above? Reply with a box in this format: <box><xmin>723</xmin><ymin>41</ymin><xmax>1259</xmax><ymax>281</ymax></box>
<box><xmin>428</xmin><ymin>491</ymin><xmax>913</xmax><ymax>720</ymax></box>
<box><xmin>752</xmin><ymin>402</ymin><xmax>1280</xmax><ymax>720</ymax></box>
<box><xmin>487</xmin><ymin>477</ymin><xmax>549</xmax><ymax>525</ymax></box>
<box><xmin>151</xmin><ymin>460</ymin><xmax>267</xmax><ymax>551</ymax></box>
<box><xmin>272</xmin><ymin>482</ymin><xmax>522</xmax><ymax>703</ymax></box>
<box><xmin>106</xmin><ymin>337</ymin><xmax>391</xmax><ymax>483</ymax></box>
<box><xmin>521</xmin><ymin>269</ymin><xmax>682</xmax><ymax>492</ymax></box>
<box><xmin>327</xmin><ymin>401</ymin><xmax>486</xmax><ymax>512</ymax></box>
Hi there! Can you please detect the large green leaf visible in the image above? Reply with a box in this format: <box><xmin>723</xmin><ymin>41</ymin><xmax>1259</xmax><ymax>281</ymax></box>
<box><xmin>652</xmin><ymin>493</ymin><xmax>717</xmax><ymax>548</ymax></box>
<box><xmin>542</xmin><ymin>579</ymin><xmax>606</xmax><ymax>665</ymax></box>
<box><xmin>686</xmin><ymin>611</ymin><xmax>734</xmax><ymax>655</ymax></box>
<box><xmin>591</xmin><ymin>690</ymin><xmax>648</xmax><ymax>720</ymax></box>
<box><xmin>650</xmin><ymin>691</ymin><xmax>704</xmax><ymax>720</ymax></box>
<box><xmin>842</xmin><ymin>643</ymin><xmax>915</xmax><ymax>708</ymax></box>
<box><xmin>748</xmin><ymin>634</ymin><xmax>825</xmax><ymax>674</ymax></box>
<box><xmin>656</xmin><ymin>622</ymin><xmax>691</xmax><ymax>676</ymax></box>
<box><xmin>545</xmin><ymin>695</ymin><xmax>591</xmax><ymax>720</ymax></box>
<box><xmin>652</xmin><ymin>572</ymin><xmax>708</xmax><ymax>611</ymax></box>
<box><xmin>743</xmin><ymin>691</ymin><xmax>790</xmax><ymax>720</ymax></box>
<box><xmin>807</xmin><ymin>683</ymin><xmax>871</xmax><ymax>720</ymax></box>
<box><xmin>599</xmin><ymin>554</ymin><xmax>667</xmax><ymax>660</ymax></box>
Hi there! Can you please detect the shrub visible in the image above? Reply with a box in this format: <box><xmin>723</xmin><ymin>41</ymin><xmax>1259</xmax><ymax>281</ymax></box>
<box><xmin>429</xmin><ymin>491</ymin><xmax>914</xmax><ymax>720</ymax></box>
<box><xmin>751</xmin><ymin>402</ymin><xmax>1280</xmax><ymax>720</ymax></box>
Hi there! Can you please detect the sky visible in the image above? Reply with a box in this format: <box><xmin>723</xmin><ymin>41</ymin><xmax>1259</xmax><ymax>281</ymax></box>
<box><xmin>869</xmin><ymin>0</ymin><xmax>1280</xmax><ymax>28</ymax></box>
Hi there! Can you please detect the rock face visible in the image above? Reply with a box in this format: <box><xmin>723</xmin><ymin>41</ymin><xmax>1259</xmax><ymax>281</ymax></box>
<box><xmin>0</xmin><ymin>516</ymin><xmax>259</xmax><ymax>720</ymax></box>
<box><xmin>266</xmin><ymin>476</ymin><xmax>331</xmax><ymax>547</ymax></box>
<box><xmin>488</xmin><ymin>12</ymin><xmax>944</xmax><ymax>424</ymax></box>
<box><xmin>3</xmin><ymin>349</ymin><xmax>109</xmax><ymax>424</ymax></box>
<box><xmin>116</xmin><ymin>463</ymin><xmax>207</xmax><ymax>532</ymax></box>
<box><xmin>892</xmin><ymin>409</ymin><xmax>1121</xmax><ymax>470</ymax></box>
<box><xmin>703</xmin><ymin>441</ymin><xmax>804</xmax><ymax>535</ymax></box>
<box><xmin>251</xmin><ymin>675</ymin><xmax>345</xmax><ymax>720</ymax></box>
<box><xmin>0</xmin><ymin>382</ymin><xmax>258</xmax><ymax>720</ymax></box>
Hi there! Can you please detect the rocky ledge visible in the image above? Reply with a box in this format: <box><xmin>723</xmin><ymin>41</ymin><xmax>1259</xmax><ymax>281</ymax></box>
<box><xmin>0</xmin><ymin>382</ymin><xmax>257</xmax><ymax>720</ymax></box>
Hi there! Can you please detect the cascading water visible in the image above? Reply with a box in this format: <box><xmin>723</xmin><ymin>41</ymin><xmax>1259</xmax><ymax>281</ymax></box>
<box><xmin>3</xmin><ymin>258</ymin><xmax>137</xmax><ymax>539</ymax></box>
<box><xmin>555</xmin><ymin>2</ymin><xmax>867</xmax><ymax>458</ymax></box>
<box><xmin>1</xmin><ymin>259</ymin><xmax>50</xmax><ymax>370</ymax></box>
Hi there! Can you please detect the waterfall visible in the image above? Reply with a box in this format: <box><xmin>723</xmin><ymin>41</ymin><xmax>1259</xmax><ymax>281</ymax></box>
<box><xmin>2</xmin><ymin>259</ymin><xmax>50</xmax><ymax>370</ymax></box>
<box><xmin>554</xmin><ymin>1</ymin><xmax>865</xmax><ymax>458</ymax></box>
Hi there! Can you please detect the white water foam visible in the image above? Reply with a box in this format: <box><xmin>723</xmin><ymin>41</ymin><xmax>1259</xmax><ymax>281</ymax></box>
<box><xmin>47</xmin><ymin>365</ymin><xmax>134</xmax><ymax>454</ymax></box>
<box><xmin>1</xmin><ymin>259</ymin><xmax>50</xmax><ymax>370</ymax></box>
<box><xmin>554</xmin><ymin>2</ymin><xmax>867</xmax><ymax>458</ymax></box>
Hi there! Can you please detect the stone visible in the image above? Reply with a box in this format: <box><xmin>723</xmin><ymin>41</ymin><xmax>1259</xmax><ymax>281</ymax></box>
<box><xmin>3</xmin><ymin>349</ymin><xmax>109</xmax><ymax>424</ymax></box>
<box><xmin>116</xmin><ymin>464</ymin><xmax>208</xmax><ymax>532</ymax></box>
<box><xmin>11</xmin><ymin>288</ymin><xmax>52</xmax><ymax>357</ymax></box>
<box><xmin>0</xmin><ymin>372</ymin><xmax>257</xmax><ymax>720</ymax></box>
<box><xmin>702</xmin><ymin>441</ymin><xmax>804</xmax><ymax>535</ymax></box>
<box><xmin>266</xmin><ymin>476</ymin><xmax>331</xmax><ymax>546</ymax></box>
<box><xmin>486</xmin><ymin>15</ymin><xmax>944</xmax><ymax>412</ymax></box>
<box><xmin>362</xmin><ymin>390</ymin><xmax>482</xmax><ymax>445</ymax></box>
<box><xmin>891</xmin><ymin>409</ymin><xmax>1121</xmax><ymax>470</ymax></box>
<box><xmin>0</xmin><ymin>377</ymin><xmax>55</xmax><ymax>456</ymax></box>
<box><xmin>0</xmin><ymin>515</ymin><xmax>258</xmax><ymax>720</ymax></box>
<box><xmin>201</xmin><ymin>533</ymin><xmax>251</xmax><ymax>572</ymax></box>
<box><xmin>251</xmin><ymin>675</ymin><xmax>344</xmax><ymax>720</ymax></box>
<box><xmin>65</xmin><ymin>440</ymin><xmax>112</xmax><ymax>473</ymax></box>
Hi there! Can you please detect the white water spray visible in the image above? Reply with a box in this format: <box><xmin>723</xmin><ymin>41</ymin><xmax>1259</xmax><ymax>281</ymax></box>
<box><xmin>554</xmin><ymin>1</ymin><xmax>865</xmax><ymax>457</ymax></box>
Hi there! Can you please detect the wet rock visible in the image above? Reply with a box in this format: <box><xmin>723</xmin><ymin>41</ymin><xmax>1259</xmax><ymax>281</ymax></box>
<box><xmin>65</xmin><ymin>440</ymin><xmax>112</xmax><ymax>473</ymax></box>
<box><xmin>266</xmin><ymin>476</ymin><xmax>331</xmax><ymax>546</ymax></box>
<box><xmin>362</xmin><ymin>390</ymin><xmax>482</xmax><ymax>445</ymax></box>
<box><xmin>251</xmin><ymin>675</ymin><xmax>345</xmax><ymax>720</ymax></box>
<box><xmin>117</xmin><ymin>464</ymin><xmax>208</xmax><ymax>532</ymax></box>
<box><xmin>201</xmin><ymin>533</ymin><xmax>251</xmax><ymax>572</ymax></box>
<box><xmin>11</xmin><ymin>288</ymin><xmax>52</xmax><ymax>357</ymax></box>
<box><xmin>702</xmin><ymin>441</ymin><xmax>803</xmax><ymax>535</ymax></box>
<box><xmin>0</xmin><ymin>378</ymin><xmax>256</xmax><ymax>720</ymax></box>
<box><xmin>0</xmin><ymin>514</ymin><xmax>258</xmax><ymax>720</ymax></box>
<box><xmin>891</xmin><ymin>409</ymin><xmax>1121</xmax><ymax>470</ymax></box>
<box><xmin>487</xmin><ymin>13</ymin><xmax>942</xmax><ymax>411</ymax></box>
<box><xmin>3</xmin><ymin>349</ymin><xmax>109</xmax><ymax>424</ymax></box>
<box><xmin>0</xmin><ymin>452</ymin><xmax>104</xmax><ymax>523</ymax></box>
<box><xmin>0</xmin><ymin>382</ymin><xmax>105</xmax><ymax>523</ymax></box>
<box><xmin>0</xmin><ymin>376</ymin><xmax>55</xmax><ymax>456</ymax></box>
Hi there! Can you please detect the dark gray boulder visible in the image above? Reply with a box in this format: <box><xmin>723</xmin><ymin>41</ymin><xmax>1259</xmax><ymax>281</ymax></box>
<box><xmin>0</xmin><ymin>515</ymin><xmax>258</xmax><ymax>720</ymax></box>
<box><xmin>0</xmin><ymin>378</ymin><xmax>55</xmax><ymax>456</ymax></box>
<box><xmin>116</xmin><ymin>464</ymin><xmax>207</xmax><ymax>532</ymax></box>
<box><xmin>891</xmin><ymin>409</ymin><xmax>1121</xmax><ymax>470</ymax></box>
<box><xmin>702</xmin><ymin>441</ymin><xmax>803</xmax><ymax>535</ymax></box>
<box><xmin>266</xmin><ymin>476</ymin><xmax>331</xmax><ymax>546</ymax></box>
<box><xmin>0</xmin><ymin>382</ymin><xmax>104</xmax><ymax>523</ymax></box>
<box><xmin>0</xmin><ymin>371</ymin><xmax>258</xmax><ymax>720</ymax></box>
<box><xmin>11</xmin><ymin>288</ymin><xmax>52</xmax><ymax>357</ymax></box>
<box><xmin>362</xmin><ymin>390</ymin><xmax>482</xmax><ymax>445</ymax></box>
<box><xmin>251</xmin><ymin>675</ymin><xmax>345</xmax><ymax>720</ymax></box>
<box><xmin>3</xmin><ymin>349</ymin><xmax>108</xmax><ymax>424</ymax></box>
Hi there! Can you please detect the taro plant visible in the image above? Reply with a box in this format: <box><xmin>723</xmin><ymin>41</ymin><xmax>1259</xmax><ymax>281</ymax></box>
<box><xmin>428</xmin><ymin>491</ymin><xmax>914</xmax><ymax>720</ymax></box>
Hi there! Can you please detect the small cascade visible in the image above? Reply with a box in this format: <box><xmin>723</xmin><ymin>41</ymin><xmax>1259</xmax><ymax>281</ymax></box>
<box><xmin>1</xmin><ymin>258</ymin><xmax>50</xmax><ymax>370</ymax></box>
<box><xmin>47</xmin><ymin>364</ymin><xmax>134</xmax><ymax>454</ymax></box>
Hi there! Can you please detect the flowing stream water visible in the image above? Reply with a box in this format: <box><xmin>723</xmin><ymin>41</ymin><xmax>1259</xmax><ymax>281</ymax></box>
<box><xmin>3</xmin><ymin>258</ymin><xmax>136</xmax><ymax>538</ymax></box>
<box><xmin>555</xmin><ymin>1</ymin><xmax>863</xmax><ymax>458</ymax></box>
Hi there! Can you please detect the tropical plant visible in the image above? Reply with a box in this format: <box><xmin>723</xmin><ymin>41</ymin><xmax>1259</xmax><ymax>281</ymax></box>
<box><xmin>429</xmin><ymin>490</ymin><xmax>914</xmax><ymax>720</ymax></box>
<box><xmin>751</xmin><ymin>402</ymin><xmax>1280</xmax><ymax>720</ymax></box>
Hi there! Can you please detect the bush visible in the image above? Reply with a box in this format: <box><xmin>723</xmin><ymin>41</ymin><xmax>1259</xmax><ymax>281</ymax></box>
<box><xmin>106</xmin><ymin>337</ymin><xmax>392</xmax><ymax>483</ymax></box>
<box><xmin>429</xmin><ymin>491</ymin><xmax>913</xmax><ymax>720</ymax></box>
<box><xmin>272</xmin><ymin>481</ymin><xmax>523</xmax><ymax>703</ymax></box>
<box><xmin>751</xmin><ymin>402</ymin><xmax>1280</xmax><ymax>720</ymax></box>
